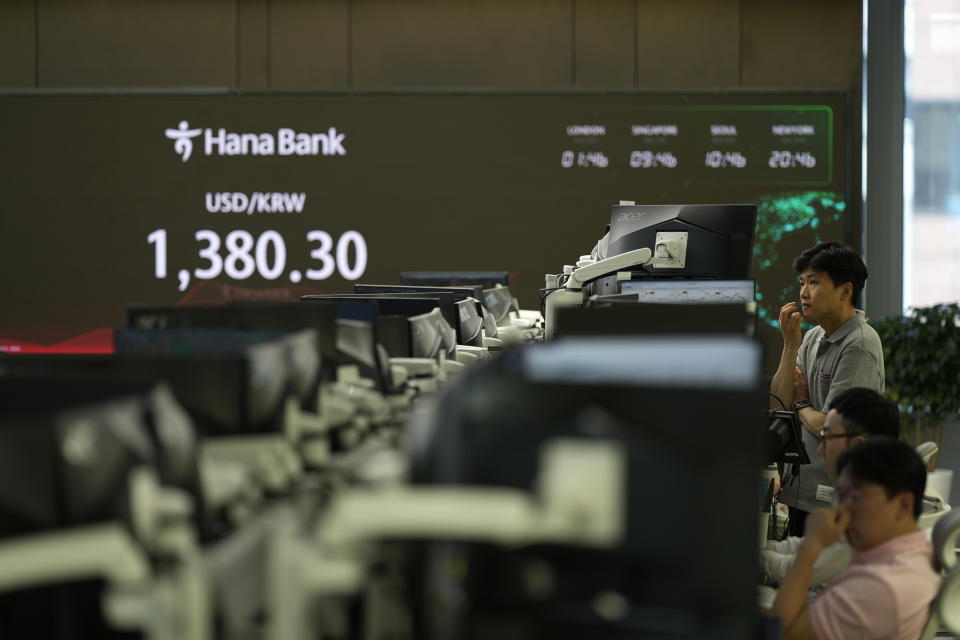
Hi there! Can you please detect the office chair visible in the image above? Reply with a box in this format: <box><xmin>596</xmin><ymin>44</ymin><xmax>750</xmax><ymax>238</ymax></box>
<box><xmin>916</xmin><ymin>442</ymin><xmax>952</xmax><ymax>530</ymax></box>
<box><xmin>920</xmin><ymin>509</ymin><xmax>960</xmax><ymax>639</ymax></box>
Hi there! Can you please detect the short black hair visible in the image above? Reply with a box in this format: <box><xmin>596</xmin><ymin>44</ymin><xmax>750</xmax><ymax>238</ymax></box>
<box><xmin>793</xmin><ymin>242</ymin><xmax>869</xmax><ymax>308</ymax></box>
<box><xmin>828</xmin><ymin>388</ymin><xmax>900</xmax><ymax>440</ymax></box>
<box><xmin>836</xmin><ymin>439</ymin><xmax>926</xmax><ymax>519</ymax></box>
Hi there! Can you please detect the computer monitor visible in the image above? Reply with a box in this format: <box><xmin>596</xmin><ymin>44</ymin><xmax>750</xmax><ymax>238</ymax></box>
<box><xmin>371</xmin><ymin>299</ymin><xmax>460</xmax><ymax>355</ymax></box>
<box><xmin>0</xmin><ymin>375</ymin><xmax>206</xmax><ymax>635</ymax></box>
<box><xmin>0</xmin><ymin>352</ymin><xmax>274</xmax><ymax>437</ymax></box>
<box><xmin>482</xmin><ymin>286</ymin><xmax>515</xmax><ymax>326</ymax></box>
<box><xmin>0</xmin><ymin>377</ymin><xmax>159</xmax><ymax>538</ymax></box>
<box><xmin>373</xmin><ymin>315</ymin><xmax>410</xmax><ymax>358</ymax></box>
<box><xmin>358</xmin><ymin>294</ymin><xmax>458</xmax><ymax>348</ymax></box>
<box><xmin>352</xmin><ymin>285</ymin><xmax>477</xmax><ymax>344</ymax></box>
<box><xmin>306</xmin><ymin>294</ymin><xmax>459</xmax><ymax>358</ymax></box>
<box><xmin>765</xmin><ymin>410</ymin><xmax>812</xmax><ymax>466</ymax></box>
<box><xmin>299</xmin><ymin>296</ymin><xmax>391</xmax><ymax>392</ymax></box>
<box><xmin>586</xmin><ymin>204</ymin><xmax>757</xmax><ymax>297</ymax></box>
<box><xmin>400</xmin><ymin>271</ymin><xmax>511</xmax><ymax>290</ymax></box>
<box><xmin>408</xmin><ymin>308</ymin><xmax>457</xmax><ymax>361</ymax></box>
<box><xmin>126</xmin><ymin>302</ymin><xmax>339</xmax><ymax>402</ymax></box>
<box><xmin>618</xmin><ymin>280</ymin><xmax>756</xmax><ymax>305</ymax></box>
<box><xmin>555</xmin><ymin>304</ymin><xmax>753</xmax><ymax>337</ymax></box>
<box><xmin>114</xmin><ymin>328</ymin><xmax>296</xmax><ymax>431</ymax></box>
<box><xmin>335</xmin><ymin>318</ymin><xmax>380</xmax><ymax>376</ymax></box>
<box><xmin>356</xmin><ymin>283</ymin><xmax>484</xmax><ymax>300</ymax></box>
<box><xmin>409</xmin><ymin>336</ymin><xmax>765</xmax><ymax>638</ymax></box>
<box><xmin>456</xmin><ymin>298</ymin><xmax>484</xmax><ymax>347</ymax></box>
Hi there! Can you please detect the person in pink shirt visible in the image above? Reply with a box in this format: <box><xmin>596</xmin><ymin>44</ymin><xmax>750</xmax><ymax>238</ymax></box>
<box><xmin>773</xmin><ymin>438</ymin><xmax>941</xmax><ymax>639</ymax></box>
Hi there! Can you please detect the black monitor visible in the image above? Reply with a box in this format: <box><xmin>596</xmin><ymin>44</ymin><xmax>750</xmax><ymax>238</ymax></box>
<box><xmin>617</xmin><ymin>280</ymin><xmax>756</xmax><ymax>305</ymax></box>
<box><xmin>306</xmin><ymin>294</ymin><xmax>459</xmax><ymax>358</ymax></box>
<box><xmin>409</xmin><ymin>336</ymin><xmax>765</xmax><ymax>638</ymax></box>
<box><xmin>318</xmin><ymin>295</ymin><xmax>456</xmax><ymax>362</ymax></box>
<box><xmin>357</xmin><ymin>283</ymin><xmax>484</xmax><ymax>300</ymax></box>
<box><xmin>555</xmin><ymin>304</ymin><xmax>753</xmax><ymax>337</ymax></box>
<box><xmin>377</xmin><ymin>315</ymin><xmax>413</xmax><ymax>358</ymax></box>
<box><xmin>372</xmin><ymin>298</ymin><xmax>459</xmax><ymax>356</ymax></box>
<box><xmin>355</xmin><ymin>293</ymin><xmax>458</xmax><ymax>341</ymax></box>
<box><xmin>126</xmin><ymin>302</ymin><xmax>338</xmax><ymax>402</ymax></box>
<box><xmin>409</xmin><ymin>308</ymin><xmax>458</xmax><ymax>361</ymax></box>
<box><xmin>0</xmin><ymin>375</ymin><xmax>204</xmax><ymax>633</ymax></box>
<box><xmin>400</xmin><ymin>271</ymin><xmax>511</xmax><ymax>290</ymax></box>
<box><xmin>481</xmin><ymin>286</ymin><xmax>516</xmax><ymax>326</ymax></box>
<box><xmin>115</xmin><ymin>329</ymin><xmax>297</xmax><ymax>432</ymax></box>
<box><xmin>455</xmin><ymin>298</ymin><xmax>484</xmax><ymax>347</ymax></box>
<box><xmin>328</xmin><ymin>296</ymin><xmax>446</xmax><ymax>359</ymax></box>
<box><xmin>352</xmin><ymin>285</ymin><xmax>475</xmax><ymax>344</ymax></box>
<box><xmin>586</xmin><ymin>204</ymin><xmax>757</xmax><ymax>297</ymax></box>
<box><xmin>0</xmin><ymin>377</ymin><xmax>159</xmax><ymax>538</ymax></box>
<box><xmin>764</xmin><ymin>409</ymin><xmax>811</xmax><ymax>466</ymax></box>
<box><xmin>298</xmin><ymin>296</ymin><xmax>390</xmax><ymax>392</ymax></box>
<box><xmin>0</xmin><ymin>352</ymin><xmax>276</xmax><ymax>438</ymax></box>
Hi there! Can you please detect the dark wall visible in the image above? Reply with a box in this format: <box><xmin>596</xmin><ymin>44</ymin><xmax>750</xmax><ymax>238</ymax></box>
<box><xmin>0</xmin><ymin>0</ymin><xmax>861</xmax><ymax>90</ymax></box>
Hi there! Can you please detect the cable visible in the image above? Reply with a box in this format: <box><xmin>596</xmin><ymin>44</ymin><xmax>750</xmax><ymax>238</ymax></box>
<box><xmin>769</xmin><ymin>392</ymin><xmax>788</xmax><ymax>411</ymax></box>
<box><xmin>538</xmin><ymin>286</ymin><xmax>565</xmax><ymax>302</ymax></box>
<box><xmin>778</xmin><ymin>466</ymin><xmax>802</xmax><ymax>539</ymax></box>
<box><xmin>538</xmin><ymin>286</ymin><xmax>567</xmax><ymax>319</ymax></box>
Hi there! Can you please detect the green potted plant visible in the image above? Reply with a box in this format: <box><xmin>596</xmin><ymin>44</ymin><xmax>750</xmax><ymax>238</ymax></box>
<box><xmin>872</xmin><ymin>303</ymin><xmax>960</xmax><ymax>469</ymax></box>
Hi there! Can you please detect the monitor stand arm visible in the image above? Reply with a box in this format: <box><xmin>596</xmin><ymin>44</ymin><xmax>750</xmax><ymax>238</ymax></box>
<box><xmin>542</xmin><ymin>247</ymin><xmax>653</xmax><ymax>340</ymax></box>
<box><xmin>565</xmin><ymin>247</ymin><xmax>654</xmax><ymax>289</ymax></box>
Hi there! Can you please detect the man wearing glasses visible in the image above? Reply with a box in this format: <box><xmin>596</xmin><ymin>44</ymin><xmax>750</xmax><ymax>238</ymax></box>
<box><xmin>770</xmin><ymin>242</ymin><xmax>885</xmax><ymax>536</ymax></box>
<box><xmin>773</xmin><ymin>439</ymin><xmax>940</xmax><ymax>639</ymax></box>
<box><xmin>761</xmin><ymin>387</ymin><xmax>900</xmax><ymax>586</ymax></box>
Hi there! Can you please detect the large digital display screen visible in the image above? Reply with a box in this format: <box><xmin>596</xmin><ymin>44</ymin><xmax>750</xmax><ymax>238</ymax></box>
<box><xmin>0</xmin><ymin>91</ymin><xmax>849</xmax><ymax>354</ymax></box>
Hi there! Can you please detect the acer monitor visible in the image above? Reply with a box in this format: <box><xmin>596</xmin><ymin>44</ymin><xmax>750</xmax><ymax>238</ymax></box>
<box><xmin>585</xmin><ymin>204</ymin><xmax>757</xmax><ymax>298</ymax></box>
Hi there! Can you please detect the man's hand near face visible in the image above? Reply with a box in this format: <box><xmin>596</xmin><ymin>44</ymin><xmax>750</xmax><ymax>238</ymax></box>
<box><xmin>773</xmin><ymin>507</ymin><xmax>853</xmax><ymax>639</ymax></box>
<box><xmin>771</xmin><ymin>302</ymin><xmax>805</xmax><ymax>409</ymax></box>
<box><xmin>779</xmin><ymin>302</ymin><xmax>804</xmax><ymax>347</ymax></box>
<box><xmin>803</xmin><ymin>507</ymin><xmax>851</xmax><ymax>552</ymax></box>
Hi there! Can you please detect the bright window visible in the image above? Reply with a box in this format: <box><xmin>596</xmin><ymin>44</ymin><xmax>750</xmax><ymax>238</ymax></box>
<box><xmin>904</xmin><ymin>0</ymin><xmax>960</xmax><ymax>309</ymax></box>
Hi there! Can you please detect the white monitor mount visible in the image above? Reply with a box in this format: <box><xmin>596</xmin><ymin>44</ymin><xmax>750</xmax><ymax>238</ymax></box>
<box><xmin>565</xmin><ymin>247</ymin><xmax>654</xmax><ymax>290</ymax></box>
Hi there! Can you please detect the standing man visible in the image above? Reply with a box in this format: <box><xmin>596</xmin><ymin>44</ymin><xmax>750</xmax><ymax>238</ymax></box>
<box><xmin>770</xmin><ymin>242</ymin><xmax>884</xmax><ymax>535</ymax></box>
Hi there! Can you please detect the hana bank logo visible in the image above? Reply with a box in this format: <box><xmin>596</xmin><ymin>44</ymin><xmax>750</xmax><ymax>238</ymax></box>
<box><xmin>164</xmin><ymin>120</ymin><xmax>347</xmax><ymax>161</ymax></box>
<box><xmin>165</xmin><ymin>120</ymin><xmax>203</xmax><ymax>162</ymax></box>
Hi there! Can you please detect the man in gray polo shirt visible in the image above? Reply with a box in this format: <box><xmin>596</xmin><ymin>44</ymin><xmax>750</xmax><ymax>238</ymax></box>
<box><xmin>770</xmin><ymin>241</ymin><xmax>884</xmax><ymax>535</ymax></box>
